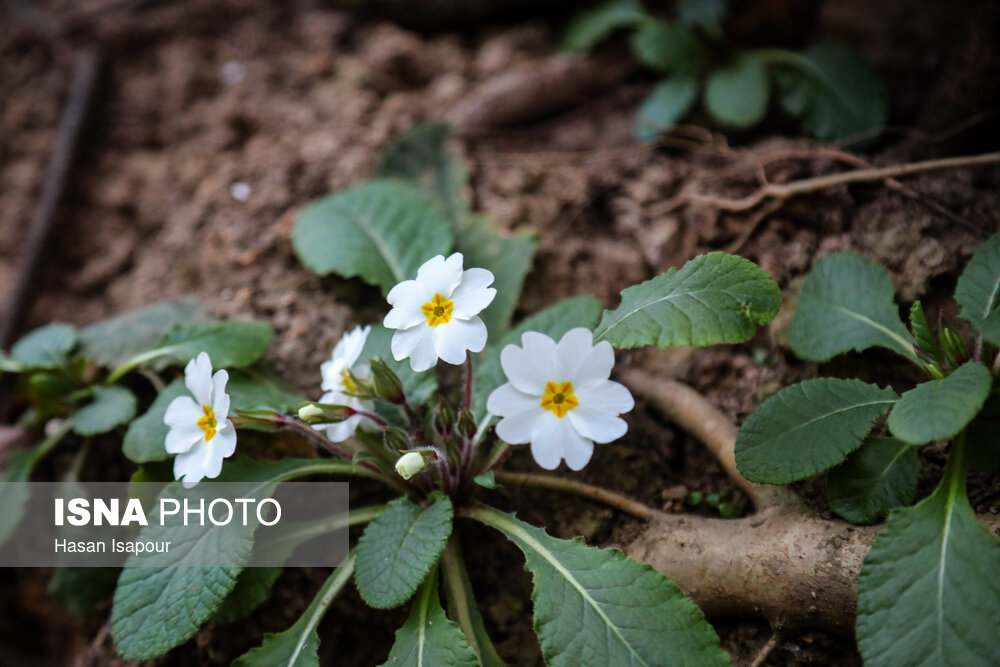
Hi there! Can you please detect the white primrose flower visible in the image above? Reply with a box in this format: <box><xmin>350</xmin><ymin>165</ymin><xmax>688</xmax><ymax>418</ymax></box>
<box><xmin>487</xmin><ymin>328</ymin><xmax>634</xmax><ymax>471</ymax></box>
<box><xmin>163</xmin><ymin>352</ymin><xmax>236</xmax><ymax>487</ymax></box>
<box><xmin>316</xmin><ymin>325</ymin><xmax>374</xmax><ymax>442</ymax></box>
<box><xmin>384</xmin><ymin>253</ymin><xmax>496</xmax><ymax>372</ymax></box>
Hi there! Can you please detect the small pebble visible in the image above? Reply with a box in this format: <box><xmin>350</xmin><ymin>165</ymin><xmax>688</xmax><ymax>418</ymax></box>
<box><xmin>230</xmin><ymin>181</ymin><xmax>252</xmax><ymax>202</ymax></box>
<box><xmin>220</xmin><ymin>61</ymin><xmax>246</xmax><ymax>85</ymax></box>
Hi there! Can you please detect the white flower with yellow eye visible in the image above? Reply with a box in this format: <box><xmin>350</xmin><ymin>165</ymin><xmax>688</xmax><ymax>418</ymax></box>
<box><xmin>163</xmin><ymin>352</ymin><xmax>236</xmax><ymax>487</ymax></box>
<box><xmin>384</xmin><ymin>253</ymin><xmax>496</xmax><ymax>372</ymax></box>
<box><xmin>316</xmin><ymin>325</ymin><xmax>374</xmax><ymax>442</ymax></box>
<box><xmin>487</xmin><ymin>328</ymin><xmax>634</xmax><ymax>471</ymax></box>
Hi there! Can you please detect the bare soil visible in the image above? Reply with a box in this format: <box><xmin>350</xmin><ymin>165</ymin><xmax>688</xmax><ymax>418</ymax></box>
<box><xmin>2</xmin><ymin>0</ymin><xmax>999</xmax><ymax>665</ymax></box>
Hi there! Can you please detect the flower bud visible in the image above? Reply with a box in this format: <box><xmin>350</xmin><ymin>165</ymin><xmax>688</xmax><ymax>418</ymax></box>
<box><xmin>298</xmin><ymin>404</ymin><xmax>324</xmax><ymax>422</ymax></box>
<box><xmin>457</xmin><ymin>409</ymin><xmax>477</xmax><ymax>438</ymax></box>
<box><xmin>394</xmin><ymin>451</ymin><xmax>426</xmax><ymax>480</ymax></box>
<box><xmin>434</xmin><ymin>398</ymin><xmax>454</xmax><ymax>436</ymax></box>
<box><xmin>939</xmin><ymin>323</ymin><xmax>966</xmax><ymax>364</ymax></box>
<box><xmin>383</xmin><ymin>427</ymin><xmax>410</xmax><ymax>452</ymax></box>
<box><xmin>369</xmin><ymin>358</ymin><xmax>405</xmax><ymax>404</ymax></box>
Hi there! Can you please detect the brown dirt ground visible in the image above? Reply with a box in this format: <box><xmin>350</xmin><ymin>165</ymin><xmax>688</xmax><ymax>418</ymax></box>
<box><xmin>2</xmin><ymin>0</ymin><xmax>999</xmax><ymax>665</ymax></box>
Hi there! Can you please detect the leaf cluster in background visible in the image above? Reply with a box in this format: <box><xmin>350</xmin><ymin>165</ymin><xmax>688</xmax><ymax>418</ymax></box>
<box><xmin>734</xmin><ymin>237</ymin><xmax>1000</xmax><ymax>666</ymax></box>
<box><xmin>563</xmin><ymin>0</ymin><xmax>887</xmax><ymax>141</ymax></box>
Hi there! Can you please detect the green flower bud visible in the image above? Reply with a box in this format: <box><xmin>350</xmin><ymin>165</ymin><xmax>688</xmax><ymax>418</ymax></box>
<box><xmin>298</xmin><ymin>404</ymin><xmax>324</xmax><ymax>422</ymax></box>
<box><xmin>394</xmin><ymin>451</ymin><xmax>426</xmax><ymax>480</ymax></box>
<box><xmin>434</xmin><ymin>398</ymin><xmax>454</xmax><ymax>436</ymax></box>
<box><xmin>939</xmin><ymin>323</ymin><xmax>967</xmax><ymax>364</ymax></box>
<box><xmin>383</xmin><ymin>427</ymin><xmax>410</xmax><ymax>452</ymax></box>
<box><xmin>456</xmin><ymin>409</ymin><xmax>477</xmax><ymax>438</ymax></box>
<box><xmin>369</xmin><ymin>358</ymin><xmax>405</xmax><ymax>404</ymax></box>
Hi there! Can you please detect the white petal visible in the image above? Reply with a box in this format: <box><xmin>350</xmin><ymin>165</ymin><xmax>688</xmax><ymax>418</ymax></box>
<box><xmin>406</xmin><ymin>328</ymin><xmax>440</xmax><ymax>372</ymax></box>
<box><xmin>495</xmin><ymin>408</ymin><xmax>543</xmax><ymax>444</ymax></box>
<box><xmin>320</xmin><ymin>358</ymin><xmax>345</xmax><ymax>392</ymax></box>
<box><xmin>173</xmin><ymin>441</ymin><xmax>209</xmax><ymax>487</ymax></box>
<box><xmin>332</xmin><ymin>325</ymin><xmax>370</xmax><ymax>367</ymax></box>
<box><xmin>211</xmin><ymin>369</ymin><xmax>231</xmax><ymax>418</ymax></box>
<box><xmin>165</xmin><ymin>424</ymin><xmax>204</xmax><ymax>454</ymax></box>
<box><xmin>416</xmin><ymin>253</ymin><xmax>464</xmax><ymax>298</ymax></box>
<box><xmin>213</xmin><ymin>423</ymin><xmax>238</xmax><ymax>458</ymax></box>
<box><xmin>184</xmin><ymin>352</ymin><xmax>214</xmax><ymax>406</ymax></box>
<box><xmin>385</xmin><ymin>281</ymin><xmax>429</xmax><ymax>329</ymax></box>
<box><xmin>435</xmin><ymin>317</ymin><xmax>487</xmax><ymax>364</ymax></box>
<box><xmin>567</xmin><ymin>408</ymin><xmax>628</xmax><ymax>444</ymax></box>
<box><xmin>391</xmin><ymin>324</ymin><xmax>428</xmax><ymax>360</ymax></box>
<box><xmin>499</xmin><ymin>331</ymin><xmax>556</xmax><ymax>394</ymax></box>
<box><xmin>554</xmin><ymin>329</ymin><xmax>614</xmax><ymax>388</ymax></box>
<box><xmin>322</xmin><ymin>414</ymin><xmax>364</xmax><ymax>442</ymax></box>
<box><xmin>451</xmin><ymin>268</ymin><xmax>497</xmax><ymax>319</ymax></box>
<box><xmin>487</xmin><ymin>382</ymin><xmax>539</xmax><ymax>416</ymax></box>
<box><xmin>530</xmin><ymin>414</ymin><xmax>594</xmax><ymax>471</ymax></box>
<box><xmin>576</xmin><ymin>380</ymin><xmax>635</xmax><ymax>414</ymax></box>
<box><xmin>164</xmin><ymin>395</ymin><xmax>202</xmax><ymax>428</ymax></box>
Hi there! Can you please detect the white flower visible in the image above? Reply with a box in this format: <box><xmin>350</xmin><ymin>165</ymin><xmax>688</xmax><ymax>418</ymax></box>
<box><xmin>384</xmin><ymin>253</ymin><xmax>496</xmax><ymax>372</ymax></box>
<box><xmin>394</xmin><ymin>451</ymin><xmax>426</xmax><ymax>479</ymax></box>
<box><xmin>487</xmin><ymin>328</ymin><xmax>634</xmax><ymax>471</ymax></box>
<box><xmin>316</xmin><ymin>325</ymin><xmax>373</xmax><ymax>442</ymax></box>
<box><xmin>163</xmin><ymin>352</ymin><xmax>236</xmax><ymax>487</ymax></box>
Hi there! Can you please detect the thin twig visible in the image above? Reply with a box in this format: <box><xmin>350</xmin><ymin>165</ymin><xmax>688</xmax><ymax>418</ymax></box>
<box><xmin>621</xmin><ymin>369</ymin><xmax>801</xmax><ymax>513</ymax></box>
<box><xmin>493</xmin><ymin>470</ymin><xmax>655</xmax><ymax>521</ymax></box>
<box><xmin>0</xmin><ymin>47</ymin><xmax>102</xmax><ymax>348</ymax></box>
<box><xmin>651</xmin><ymin>151</ymin><xmax>1000</xmax><ymax>217</ymax></box>
<box><xmin>748</xmin><ymin>630</ymin><xmax>781</xmax><ymax>667</ymax></box>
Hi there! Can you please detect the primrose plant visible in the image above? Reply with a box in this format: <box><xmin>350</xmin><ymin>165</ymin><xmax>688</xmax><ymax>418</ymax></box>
<box><xmin>1</xmin><ymin>123</ymin><xmax>782</xmax><ymax>665</ymax></box>
<box><xmin>564</xmin><ymin>0</ymin><xmax>887</xmax><ymax>141</ymax></box>
<box><xmin>734</xmin><ymin>236</ymin><xmax>1000</xmax><ymax>666</ymax></box>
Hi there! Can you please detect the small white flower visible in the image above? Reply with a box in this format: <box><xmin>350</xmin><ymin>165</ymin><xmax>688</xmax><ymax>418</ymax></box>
<box><xmin>316</xmin><ymin>325</ymin><xmax>373</xmax><ymax>442</ymax></box>
<box><xmin>163</xmin><ymin>352</ymin><xmax>236</xmax><ymax>487</ymax></box>
<box><xmin>384</xmin><ymin>253</ymin><xmax>496</xmax><ymax>372</ymax></box>
<box><xmin>394</xmin><ymin>451</ymin><xmax>426</xmax><ymax>479</ymax></box>
<box><xmin>487</xmin><ymin>328</ymin><xmax>634</xmax><ymax>471</ymax></box>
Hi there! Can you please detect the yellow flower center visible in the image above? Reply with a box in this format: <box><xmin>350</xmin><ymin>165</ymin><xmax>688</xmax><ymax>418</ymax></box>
<box><xmin>197</xmin><ymin>404</ymin><xmax>218</xmax><ymax>442</ymax></box>
<box><xmin>540</xmin><ymin>381</ymin><xmax>579</xmax><ymax>418</ymax></box>
<box><xmin>421</xmin><ymin>293</ymin><xmax>454</xmax><ymax>327</ymax></box>
<box><xmin>341</xmin><ymin>368</ymin><xmax>359</xmax><ymax>393</ymax></box>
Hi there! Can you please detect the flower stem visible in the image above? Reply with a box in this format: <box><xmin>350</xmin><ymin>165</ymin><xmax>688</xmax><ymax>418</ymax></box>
<box><xmin>492</xmin><ymin>471</ymin><xmax>655</xmax><ymax>520</ymax></box>
<box><xmin>463</xmin><ymin>350</ymin><xmax>473</xmax><ymax>413</ymax></box>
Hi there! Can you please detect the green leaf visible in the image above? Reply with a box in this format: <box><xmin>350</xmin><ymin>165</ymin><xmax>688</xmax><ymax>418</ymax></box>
<box><xmin>111</xmin><ymin>458</ymin><xmax>358</xmax><ymax>660</ymax></box>
<box><xmin>0</xmin><ymin>422</ymin><xmax>73</xmax><ymax>547</ymax></box>
<box><xmin>376</xmin><ymin>123</ymin><xmax>468</xmax><ymax>228</ymax></box>
<box><xmin>704</xmin><ymin>54</ymin><xmax>770</xmax><ymax>129</ymax></box>
<box><xmin>468</xmin><ymin>507</ymin><xmax>730</xmax><ymax>666</ymax></box>
<box><xmin>227</xmin><ymin>367</ymin><xmax>306</xmax><ymax>412</ymax></box>
<box><xmin>73</xmin><ymin>386</ymin><xmax>137</xmax><ymax>436</ymax></box>
<box><xmin>355</xmin><ymin>495</ymin><xmax>453</xmax><ymax>609</ymax></box>
<box><xmin>79</xmin><ymin>298</ymin><xmax>211</xmax><ymax>368</ymax></box>
<box><xmin>594</xmin><ymin>252</ymin><xmax>780</xmax><ymax>349</ymax></box>
<box><xmin>148</xmin><ymin>320</ymin><xmax>273</xmax><ymax>369</ymax></box>
<box><xmin>233</xmin><ymin>554</ymin><xmax>356</xmax><ymax>667</ymax></box>
<box><xmin>454</xmin><ymin>215</ymin><xmax>538</xmax><ymax>336</ymax></box>
<box><xmin>909</xmin><ymin>301</ymin><xmax>943</xmax><ymax>361</ymax></box>
<box><xmin>561</xmin><ymin>0</ymin><xmax>646</xmax><ymax>52</ymax></box>
<box><xmin>856</xmin><ymin>443</ymin><xmax>1000</xmax><ymax>666</ymax></box>
<box><xmin>955</xmin><ymin>232</ymin><xmax>1000</xmax><ymax>344</ymax></box>
<box><xmin>48</xmin><ymin>566</ymin><xmax>120</xmax><ymax>615</ymax></box>
<box><xmin>735</xmin><ymin>378</ymin><xmax>899</xmax><ymax>484</ymax></box>
<box><xmin>630</xmin><ymin>20</ymin><xmax>705</xmax><ymax>75</ymax></box>
<box><xmin>887</xmin><ymin>362</ymin><xmax>993</xmax><ymax>445</ymax></box>
<box><xmin>474</xmin><ymin>295</ymin><xmax>604</xmax><ymax>420</ymax></box>
<box><xmin>771</xmin><ymin>43</ymin><xmax>887</xmax><ymax>141</ymax></box>
<box><xmin>440</xmin><ymin>538</ymin><xmax>508</xmax><ymax>667</ymax></box>
<box><xmin>293</xmin><ymin>180</ymin><xmax>453</xmax><ymax>295</ymax></box>
<box><xmin>826</xmin><ymin>436</ymin><xmax>918</xmax><ymax>524</ymax></box>
<box><xmin>0</xmin><ymin>350</ymin><xmax>25</xmax><ymax>373</ymax></box>
<box><xmin>381</xmin><ymin>567</ymin><xmax>478</xmax><ymax>667</ymax></box>
<box><xmin>376</xmin><ymin>123</ymin><xmax>538</xmax><ymax>335</ymax></box>
<box><xmin>213</xmin><ymin>567</ymin><xmax>282</xmax><ymax>624</ymax></box>
<box><xmin>11</xmin><ymin>323</ymin><xmax>77</xmax><ymax>368</ymax></box>
<box><xmin>677</xmin><ymin>0</ymin><xmax>729</xmax><ymax>29</ymax></box>
<box><xmin>122</xmin><ymin>379</ymin><xmax>187</xmax><ymax>463</ymax></box>
<box><xmin>789</xmin><ymin>252</ymin><xmax>916</xmax><ymax>361</ymax></box>
<box><xmin>635</xmin><ymin>76</ymin><xmax>699</xmax><ymax>141</ymax></box>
